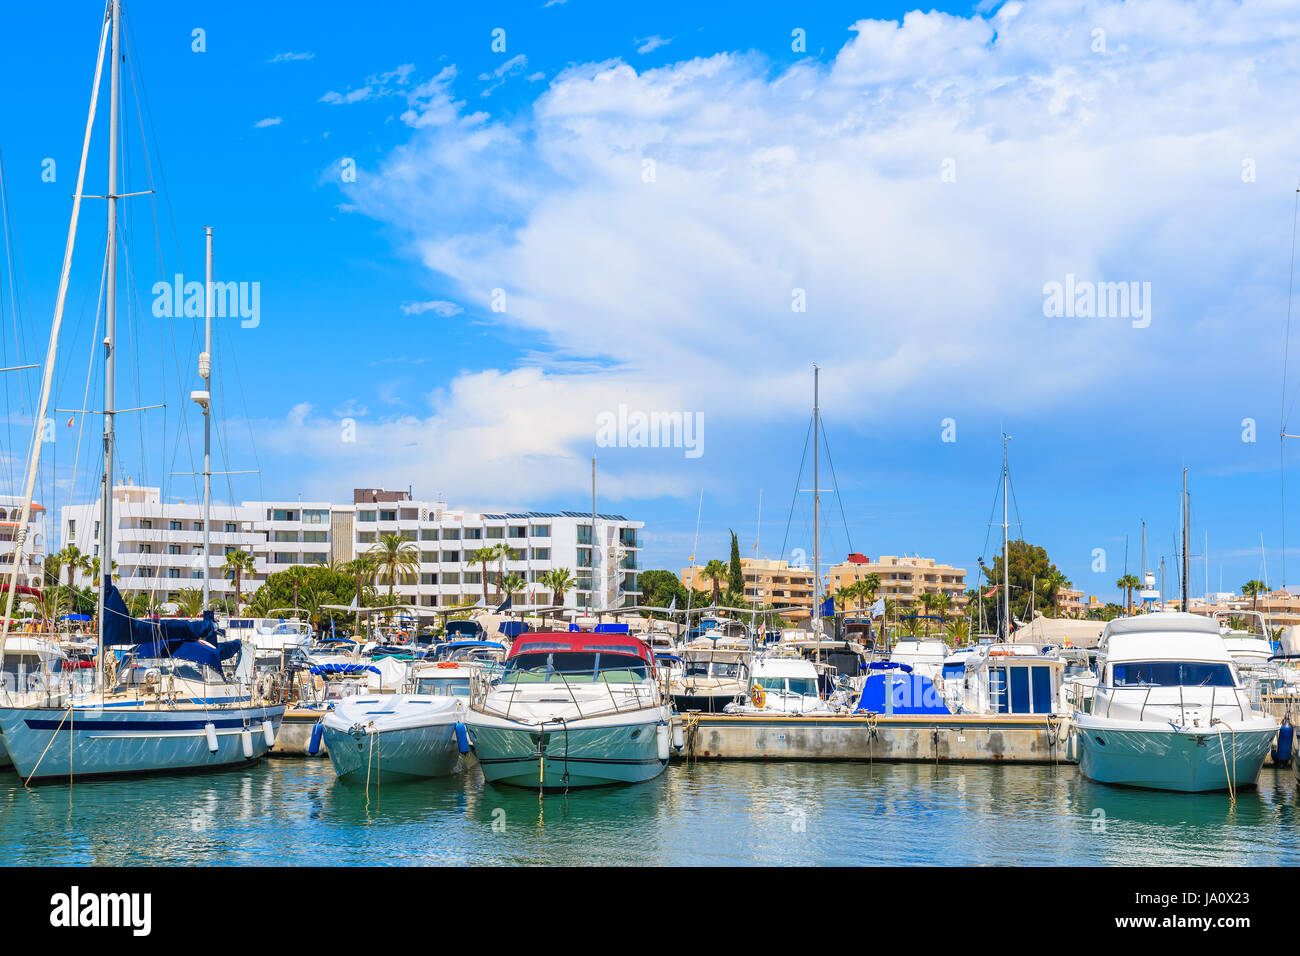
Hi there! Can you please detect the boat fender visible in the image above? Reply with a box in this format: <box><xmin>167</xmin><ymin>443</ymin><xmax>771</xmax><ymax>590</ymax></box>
<box><xmin>307</xmin><ymin>721</ymin><xmax>324</xmax><ymax>756</ymax></box>
<box><xmin>1276</xmin><ymin>718</ymin><xmax>1294</xmax><ymax>765</ymax></box>
<box><xmin>454</xmin><ymin>721</ymin><xmax>471</xmax><ymax>755</ymax></box>
<box><xmin>204</xmin><ymin>721</ymin><xmax>218</xmax><ymax>754</ymax></box>
<box><xmin>262</xmin><ymin>718</ymin><xmax>276</xmax><ymax>749</ymax></box>
<box><xmin>672</xmin><ymin>721</ymin><xmax>685</xmax><ymax>751</ymax></box>
<box><xmin>241</xmin><ymin>729</ymin><xmax>254</xmax><ymax>759</ymax></box>
<box><xmin>656</xmin><ymin>722</ymin><xmax>671</xmax><ymax>762</ymax></box>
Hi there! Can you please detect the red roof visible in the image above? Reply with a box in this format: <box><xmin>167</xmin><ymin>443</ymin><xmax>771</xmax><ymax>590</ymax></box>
<box><xmin>846</xmin><ymin>553</ymin><xmax>869</xmax><ymax>564</ymax></box>
<box><xmin>507</xmin><ymin>631</ymin><xmax>654</xmax><ymax>664</ymax></box>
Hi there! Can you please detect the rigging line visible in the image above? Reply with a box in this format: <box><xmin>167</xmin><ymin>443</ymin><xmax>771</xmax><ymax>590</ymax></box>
<box><xmin>1282</xmin><ymin>181</ymin><xmax>1300</xmax><ymax>432</ymax></box>
<box><xmin>818</xmin><ymin>419</ymin><xmax>853</xmax><ymax>555</ymax></box>
<box><xmin>69</xmin><ymin>247</ymin><xmax>110</xmax><ymax>535</ymax></box>
<box><xmin>778</xmin><ymin>413</ymin><xmax>815</xmax><ymax>564</ymax></box>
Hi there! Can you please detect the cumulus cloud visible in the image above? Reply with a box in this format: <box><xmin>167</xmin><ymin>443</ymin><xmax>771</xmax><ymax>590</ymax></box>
<box><xmin>299</xmin><ymin>0</ymin><xmax>1300</xmax><ymax>506</ymax></box>
<box><xmin>635</xmin><ymin>35</ymin><xmax>671</xmax><ymax>54</ymax></box>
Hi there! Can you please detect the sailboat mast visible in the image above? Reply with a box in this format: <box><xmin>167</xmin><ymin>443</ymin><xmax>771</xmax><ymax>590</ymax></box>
<box><xmin>1181</xmin><ymin>468</ymin><xmax>1189</xmax><ymax>612</ymax></box>
<box><xmin>591</xmin><ymin>455</ymin><xmax>596</xmax><ymax>615</ymax></box>
<box><xmin>812</xmin><ymin>365</ymin><xmax>820</xmax><ymax>632</ymax></box>
<box><xmin>97</xmin><ymin>0</ymin><xmax>122</xmax><ymax>690</ymax></box>
<box><xmin>1002</xmin><ymin>433</ymin><xmax>1010</xmax><ymax>639</ymax></box>
<box><xmin>201</xmin><ymin>227</ymin><xmax>213</xmax><ymax>613</ymax></box>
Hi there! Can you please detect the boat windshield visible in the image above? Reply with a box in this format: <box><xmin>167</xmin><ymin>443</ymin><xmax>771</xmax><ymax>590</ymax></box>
<box><xmin>414</xmin><ymin>676</ymin><xmax>471</xmax><ymax>697</ymax></box>
<box><xmin>502</xmin><ymin>651</ymin><xmax>649</xmax><ymax>684</ymax></box>
<box><xmin>686</xmin><ymin>661</ymin><xmax>743</xmax><ymax>679</ymax></box>
<box><xmin>757</xmin><ymin>675</ymin><xmax>819</xmax><ymax>696</ymax></box>
<box><xmin>1112</xmin><ymin>661</ymin><xmax>1235</xmax><ymax>688</ymax></box>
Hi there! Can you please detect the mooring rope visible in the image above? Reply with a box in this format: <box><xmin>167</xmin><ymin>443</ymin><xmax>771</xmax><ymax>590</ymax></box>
<box><xmin>24</xmin><ymin>704</ymin><xmax>73</xmax><ymax>788</ymax></box>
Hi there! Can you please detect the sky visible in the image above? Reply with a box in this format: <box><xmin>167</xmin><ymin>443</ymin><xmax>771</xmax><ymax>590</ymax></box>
<box><xmin>3</xmin><ymin>0</ymin><xmax>1300</xmax><ymax>605</ymax></box>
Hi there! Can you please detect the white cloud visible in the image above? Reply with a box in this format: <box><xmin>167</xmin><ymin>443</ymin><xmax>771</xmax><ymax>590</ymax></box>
<box><xmin>320</xmin><ymin>64</ymin><xmax>415</xmax><ymax>105</ymax></box>
<box><xmin>478</xmin><ymin>54</ymin><xmax>528</xmax><ymax>97</ymax></box>
<box><xmin>314</xmin><ymin>0</ymin><xmax>1300</xmax><ymax>505</ymax></box>
<box><xmin>399</xmin><ymin>300</ymin><xmax>463</xmax><ymax>317</ymax></box>
<box><xmin>268</xmin><ymin>51</ymin><xmax>314</xmax><ymax>63</ymax></box>
<box><xmin>253</xmin><ymin>116</ymin><xmax>282</xmax><ymax>128</ymax></box>
<box><xmin>635</xmin><ymin>35</ymin><xmax>671</xmax><ymax>55</ymax></box>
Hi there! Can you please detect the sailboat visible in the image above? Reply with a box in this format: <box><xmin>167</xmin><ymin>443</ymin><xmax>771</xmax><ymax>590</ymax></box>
<box><xmin>0</xmin><ymin>0</ymin><xmax>283</xmax><ymax>781</ymax></box>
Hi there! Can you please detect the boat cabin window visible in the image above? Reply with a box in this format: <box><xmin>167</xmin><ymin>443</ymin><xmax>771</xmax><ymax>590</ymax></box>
<box><xmin>414</xmin><ymin>676</ymin><xmax>471</xmax><ymax>697</ymax></box>
<box><xmin>686</xmin><ymin>661</ymin><xmax>744</xmax><ymax>679</ymax></box>
<box><xmin>1111</xmin><ymin>661</ymin><xmax>1235</xmax><ymax>688</ymax></box>
<box><xmin>756</xmin><ymin>675</ymin><xmax>819</xmax><ymax>696</ymax></box>
<box><xmin>503</xmin><ymin>651</ymin><xmax>649</xmax><ymax>683</ymax></box>
<box><xmin>987</xmin><ymin>664</ymin><xmax>1054</xmax><ymax>714</ymax></box>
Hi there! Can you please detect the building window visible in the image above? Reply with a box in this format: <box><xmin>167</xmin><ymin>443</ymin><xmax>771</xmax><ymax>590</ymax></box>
<box><xmin>464</xmin><ymin>571</ymin><xmax>481</xmax><ymax>584</ymax></box>
<box><xmin>304</xmin><ymin>509</ymin><xmax>328</xmax><ymax>524</ymax></box>
<box><xmin>508</xmin><ymin>526</ymin><xmax>527</xmax><ymax>538</ymax></box>
<box><xmin>442</xmin><ymin>572</ymin><xmax>460</xmax><ymax>585</ymax></box>
<box><xmin>167</xmin><ymin>545</ymin><xmax>181</xmax><ymax>555</ymax></box>
<box><xmin>441</xmin><ymin>551</ymin><xmax>460</xmax><ymax>563</ymax></box>
<box><xmin>485</xmin><ymin>527</ymin><xmax>503</xmax><ymax>539</ymax></box>
<box><xmin>379</xmin><ymin>509</ymin><xmax>397</xmax><ymax>522</ymax></box>
<box><xmin>463</xmin><ymin>528</ymin><xmax>480</xmax><ymax>540</ymax></box>
<box><xmin>357</xmin><ymin>510</ymin><xmax>376</xmax><ymax>522</ymax></box>
<box><xmin>421</xmin><ymin>529</ymin><xmax>439</xmax><ymax>541</ymax></box>
<box><xmin>167</xmin><ymin>568</ymin><xmax>180</xmax><ymax>579</ymax></box>
<box><xmin>225</xmin><ymin>522</ymin><xmax>236</xmax><ymax>533</ymax></box>
<box><xmin>531</xmin><ymin>525</ymin><xmax>550</xmax><ymax>538</ymax></box>
<box><xmin>169</xmin><ymin>520</ymin><xmax>182</xmax><ymax>531</ymax></box>
<box><xmin>532</xmin><ymin>548</ymin><xmax>550</xmax><ymax>561</ymax></box>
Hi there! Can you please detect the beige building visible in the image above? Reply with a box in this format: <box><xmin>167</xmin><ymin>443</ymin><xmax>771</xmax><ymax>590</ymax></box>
<box><xmin>680</xmin><ymin>559</ymin><xmax>814</xmax><ymax>613</ymax></box>
<box><xmin>827</xmin><ymin>554</ymin><xmax>967</xmax><ymax>611</ymax></box>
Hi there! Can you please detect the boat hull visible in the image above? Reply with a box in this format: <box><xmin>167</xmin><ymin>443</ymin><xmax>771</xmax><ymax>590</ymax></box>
<box><xmin>671</xmin><ymin>692</ymin><xmax>738</xmax><ymax>714</ymax></box>
<box><xmin>0</xmin><ymin>704</ymin><xmax>285</xmax><ymax>782</ymax></box>
<box><xmin>1073</xmin><ymin>717</ymin><xmax>1275</xmax><ymax>792</ymax></box>
<box><xmin>467</xmin><ymin>711</ymin><xmax>670</xmax><ymax>790</ymax></box>
<box><xmin>322</xmin><ymin>721</ymin><xmax>464</xmax><ymax>781</ymax></box>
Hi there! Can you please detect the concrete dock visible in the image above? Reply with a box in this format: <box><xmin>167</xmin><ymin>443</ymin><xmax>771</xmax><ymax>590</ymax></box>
<box><xmin>677</xmin><ymin>713</ymin><xmax>1075</xmax><ymax>764</ymax></box>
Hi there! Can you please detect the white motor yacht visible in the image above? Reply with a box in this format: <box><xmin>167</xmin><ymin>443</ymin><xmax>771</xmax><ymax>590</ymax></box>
<box><xmin>1072</xmin><ymin>613</ymin><xmax>1278</xmax><ymax>792</ymax></box>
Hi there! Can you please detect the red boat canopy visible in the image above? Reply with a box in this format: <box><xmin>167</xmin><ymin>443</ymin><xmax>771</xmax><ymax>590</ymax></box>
<box><xmin>507</xmin><ymin>631</ymin><xmax>654</xmax><ymax>664</ymax></box>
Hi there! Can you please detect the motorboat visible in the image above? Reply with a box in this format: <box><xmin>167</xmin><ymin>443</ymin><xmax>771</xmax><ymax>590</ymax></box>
<box><xmin>1072</xmin><ymin>613</ymin><xmax>1278</xmax><ymax>792</ymax></box>
<box><xmin>319</xmin><ymin>658</ymin><xmax>471</xmax><ymax>782</ymax></box>
<box><xmin>669</xmin><ymin>643</ymin><xmax>750</xmax><ymax>713</ymax></box>
<box><xmin>726</xmin><ymin>656</ymin><xmax>833</xmax><ymax>714</ymax></box>
<box><xmin>465</xmin><ymin>631</ymin><xmax>672</xmax><ymax>790</ymax></box>
<box><xmin>889</xmin><ymin>637</ymin><xmax>949</xmax><ymax>681</ymax></box>
<box><xmin>226</xmin><ymin>616</ymin><xmax>313</xmax><ymax>662</ymax></box>
<box><xmin>936</xmin><ymin>642</ymin><xmax>1065</xmax><ymax>716</ymax></box>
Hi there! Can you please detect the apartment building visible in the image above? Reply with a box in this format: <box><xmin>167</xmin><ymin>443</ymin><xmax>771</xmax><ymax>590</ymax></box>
<box><xmin>826</xmin><ymin>553</ymin><xmax>967</xmax><ymax>610</ymax></box>
<box><xmin>679</xmin><ymin>559</ymin><xmax>815</xmax><ymax>613</ymax></box>
<box><xmin>0</xmin><ymin>494</ymin><xmax>48</xmax><ymax>590</ymax></box>
<box><xmin>59</xmin><ymin>483</ymin><xmax>643</xmax><ymax>611</ymax></box>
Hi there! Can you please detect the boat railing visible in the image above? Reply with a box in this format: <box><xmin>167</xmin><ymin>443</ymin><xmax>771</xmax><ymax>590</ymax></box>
<box><xmin>1101</xmin><ymin>682</ymin><xmax>1249</xmax><ymax>723</ymax></box>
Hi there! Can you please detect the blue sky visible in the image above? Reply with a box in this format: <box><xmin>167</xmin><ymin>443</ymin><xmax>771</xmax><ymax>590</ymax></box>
<box><xmin>3</xmin><ymin>0</ymin><xmax>1300</xmax><ymax>605</ymax></box>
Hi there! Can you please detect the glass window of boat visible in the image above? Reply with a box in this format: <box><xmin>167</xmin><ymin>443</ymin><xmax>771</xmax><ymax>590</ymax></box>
<box><xmin>414</xmin><ymin>676</ymin><xmax>471</xmax><ymax>697</ymax></box>
<box><xmin>756</xmin><ymin>675</ymin><xmax>819</xmax><ymax>696</ymax></box>
<box><xmin>1111</xmin><ymin>661</ymin><xmax>1235</xmax><ymax>687</ymax></box>
<box><xmin>503</xmin><ymin>650</ymin><xmax>649</xmax><ymax>683</ymax></box>
<box><xmin>686</xmin><ymin>660</ymin><xmax>743</xmax><ymax>679</ymax></box>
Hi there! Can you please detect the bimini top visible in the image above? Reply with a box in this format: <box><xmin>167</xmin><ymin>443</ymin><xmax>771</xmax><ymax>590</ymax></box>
<box><xmin>507</xmin><ymin>631</ymin><xmax>653</xmax><ymax>664</ymax></box>
<box><xmin>1102</xmin><ymin>612</ymin><xmax>1231</xmax><ymax>664</ymax></box>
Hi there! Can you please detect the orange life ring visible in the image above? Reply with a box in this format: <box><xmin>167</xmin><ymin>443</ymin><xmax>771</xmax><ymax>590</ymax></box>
<box><xmin>436</xmin><ymin>661</ymin><xmax>458</xmax><ymax>669</ymax></box>
<box><xmin>750</xmin><ymin>683</ymin><xmax>767</xmax><ymax>708</ymax></box>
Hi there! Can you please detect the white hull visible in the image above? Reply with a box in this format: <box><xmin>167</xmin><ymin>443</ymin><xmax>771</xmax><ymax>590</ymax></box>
<box><xmin>1074</xmin><ymin>716</ymin><xmax>1276</xmax><ymax>792</ymax></box>
<box><xmin>321</xmin><ymin>693</ymin><xmax>466</xmax><ymax>781</ymax></box>
<box><xmin>467</xmin><ymin>708</ymin><xmax>671</xmax><ymax>790</ymax></box>
<box><xmin>0</xmin><ymin>703</ymin><xmax>284</xmax><ymax>782</ymax></box>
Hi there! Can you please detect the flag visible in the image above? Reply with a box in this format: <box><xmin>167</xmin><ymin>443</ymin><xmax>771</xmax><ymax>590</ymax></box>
<box><xmin>984</xmin><ymin>585</ymin><xmax>999</xmax><ymax>599</ymax></box>
<box><xmin>688</xmin><ymin>554</ymin><xmax>695</xmax><ymax>563</ymax></box>
<box><xmin>668</xmin><ymin>595</ymin><xmax>677</xmax><ymax>612</ymax></box>
<box><xmin>819</xmin><ymin>595</ymin><xmax>834</xmax><ymax>617</ymax></box>
<box><xmin>868</xmin><ymin>597</ymin><xmax>885</xmax><ymax>618</ymax></box>
<box><xmin>473</xmin><ymin>595</ymin><xmax>488</xmax><ymax>609</ymax></box>
<box><xmin>495</xmin><ymin>594</ymin><xmax>512</xmax><ymax>613</ymax></box>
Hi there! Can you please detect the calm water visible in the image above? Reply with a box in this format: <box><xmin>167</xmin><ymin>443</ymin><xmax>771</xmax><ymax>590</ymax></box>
<box><xmin>1</xmin><ymin>758</ymin><xmax>1298</xmax><ymax>866</ymax></box>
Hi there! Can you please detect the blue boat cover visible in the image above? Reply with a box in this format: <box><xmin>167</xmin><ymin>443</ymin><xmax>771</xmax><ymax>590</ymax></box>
<box><xmin>854</xmin><ymin>672</ymin><xmax>951</xmax><ymax>715</ymax></box>
<box><xmin>499</xmin><ymin>621</ymin><xmax>531</xmax><ymax>638</ymax></box>
<box><xmin>594</xmin><ymin>623</ymin><xmax>630</xmax><ymax>634</ymax></box>
<box><xmin>132</xmin><ymin>637</ymin><xmax>239</xmax><ymax>672</ymax></box>
<box><xmin>103</xmin><ymin>582</ymin><xmax>219</xmax><ymax>647</ymax></box>
<box><xmin>309</xmin><ymin>663</ymin><xmax>380</xmax><ymax>676</ymax></box>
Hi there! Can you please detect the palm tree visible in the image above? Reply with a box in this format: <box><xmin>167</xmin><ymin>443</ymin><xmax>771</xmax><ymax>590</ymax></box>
<box><xmin>500</xmin><ymin>573</ymin><xmax>526</xmax><ymax>605</ymax></box>
<box><xmin>37</xmin><ymin>587</ymin><xmax>66</xmax><ymax>630</ymax></box>
<box><xmin>1116</xmin><ymin>574</ymin><xmax>1141</xmax><ymax>614</ymax></box>
<box><xmin>174</xmin><ymin>588</ymin><xmax>205</xmax><ymax>617</ymax></box>
<box><xmin>834</xmin><ymin>585</ymin><xmax>854</xmax><ymax>611</ymax></box>
<box><xmin>703</xmin><ymin>559</ymin><xmax>728</xmax><ymax>605</ymax></box>
<box><xmin>57</xmin><ymin>544</ymin><xmax>87</xmax><ymax>591</ymax></box>
<box><xmin>541</xmin><ymin>568</ymin><xmax>575</xmax><ymax>608</ymax></box>
<box><xmin>367</xmin><ymin>532</ymin><xmax>420</xmax><ymax>604</ymax></box>
<box><xmin>221</xmin><ymin>549</ymin><xmax>257</xmax><ymax>611</ymax></box>
<box><xmin>87</xmin><ymin>557</ymin><xmax>118</xmax><ymax>591</ymax></box>
<box><xmin>856</xmin><ymin>573</ymin><xmax>881</xmax><ymax>612</ymax></box>
<box><xmin>467</xmin><ymin>546</ymin><xmax>498</xmax><ymax>606</ymax></box>
<box><xmin>1241</xmin><ymin>579</ymin><xmax>1268</xmax><ymax>612</ymax></box>
<box><xmin>1043</xmin><ymin>568</ymin><xmax>1071</xmax><ymax>617</ymax></box>
<box><xmin>342</xmin><ymin>556</ymin><xmax>376</xmax><ymax>633</ymax></box>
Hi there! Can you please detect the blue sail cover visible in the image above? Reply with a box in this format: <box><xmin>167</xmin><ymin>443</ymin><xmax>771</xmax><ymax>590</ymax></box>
<box><xmin>132</xmin><ymin>638</ymin><xmax>237</xmax><ymax>672</ymax></box>
<box><xmin>855</xmin><ymin>672</ymin><xmax>951</xmax><ymax>715</ymax></box>
<box><xmin>103</xmin><ymin>582</ymin><xmax>219</xmax><ymax>647</ymax></box>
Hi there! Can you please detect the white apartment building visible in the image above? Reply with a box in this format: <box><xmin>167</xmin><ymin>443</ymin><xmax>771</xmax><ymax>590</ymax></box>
<box><xmin>60</xmin><ymin>483</ymin><xmax>642</xmax><ymax>611</ymax></box>
<box><xmin>0</xmin><ymin>494</ymin><xmax>48</xmax><ymax>590</ymax></box>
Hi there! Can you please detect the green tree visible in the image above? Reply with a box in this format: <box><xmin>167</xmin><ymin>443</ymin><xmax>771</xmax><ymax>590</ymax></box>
<box><xmin>985</xmin><ymin>540</ymin><xmax>1065</xmax><ymax>622</ymax></box>
<box><xmin>1043</xmin><ymin>568</ymin><xmax>1071</xmax><ymax>617</ymax></box>
<box><xmin>1241</xmin><ymin>579</ymin><xmax>1268</xmax><ymax>612</ymax></box>
<box><xmin>703</xmin><ymin>559</ymin><xmax>728</xmax><ymax>605</ymax></box>
<box><xmin>728</xmin><ymin>530</ymin><xmax>744</xmax><ymax>596</ymax></box>
<box><xmin>540</xmin><ymin>568</ymin><xmax>575</xmax><ymax>608</ymax></box>
<box><xmin>367</xmin><ymin>533</ymin><xmax>420</xmax><ymax>604</ymax></box>
<box><xmin>173</xmin><ymin>588</ymin><xmax>205</xmax><ymax>617</ymax></box>
<box><xmin>221</xmin><ymin>548</ymin><xmax>257</xmax><ymax>611</ymax></box>
<box><xmin>467</xmin><ymin>547</ymin><xmax>498</xmax><ymax>606</ymax></box>
<box><xmin>56</xmin><ymin>544</ymin><xmax>88</xmax><ymax>591</ymax></box>
<box><xmin>1116</xmin><ymin>574</ymin><xmax>1141</xmax><ymax>614</ymax></box>
<box><xmin>500</xmin><ymin>572</ymin><xmax>527</xmax><ymax>605</ymax></box>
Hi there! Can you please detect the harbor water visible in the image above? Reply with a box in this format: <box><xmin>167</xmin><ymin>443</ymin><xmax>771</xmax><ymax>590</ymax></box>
<box><xmin>1</xmin><ymin>760</ymin><xmax>1297</xmax><ymax>866</ymax></box>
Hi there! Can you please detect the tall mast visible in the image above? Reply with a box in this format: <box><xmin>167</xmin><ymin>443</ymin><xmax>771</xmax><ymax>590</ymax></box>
<box><xmin>1002</xmin><ymin>432</ymin><xmax>1010</xmax><ymax>638</ymax></box>
<box><xmin>0</xmin><ymin>7</ymin><xmax>111</xmax><ymax>678</ymax></box>
<box><xmin>199</xmin><ymin>227</ymin><xmax>213</xmax><ymax>613</ymax></box>
<box><xmin>1181</xmin><ymin>468</ymin><xmax>1189</xmax><ymax>612</ymax></box>
<box><xmin>812</xmin><ymin>365</ymin><xmax>820</xmax><ymax>632</ymax></box>
<box><xmin>97</xmin><ymin>0</ymin><xmax>122</xmax><ymax>692</ymax></box>
<box><xmin>591</xmin><ymin>455</ymin><xmax>596</xmax><ymax>615</ymax></box>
